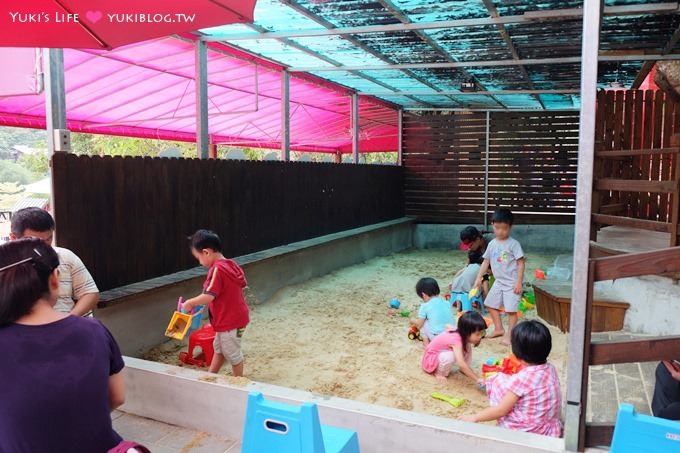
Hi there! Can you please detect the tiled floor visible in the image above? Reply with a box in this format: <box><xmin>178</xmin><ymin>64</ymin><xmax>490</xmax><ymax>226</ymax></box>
<box><xmin>586</xmin><ymin>331</ymin><xmax>658</xmax><ymax>423</ymax></box>
<box><xmin>112</xmin><ymin>411</ymin><xmax>240</xmax><ymax>453</ymax></box>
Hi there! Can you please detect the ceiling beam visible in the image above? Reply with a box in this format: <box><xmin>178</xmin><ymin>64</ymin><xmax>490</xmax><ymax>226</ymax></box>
<box><xmin>404</xmin><ymin>107</ymin><xmax>580</xmax><ymax>112</ymax></box>
<box><xmin>288</xmin><ymin>53</ymin><xmax>680</xmax><ymax>72</ymax></box>
<box><xmin>240</xmin><ymin>23</ymin><xmax>434</xmax><ymax>108</ymax></box>
<box><xmin>201</xmin><ymin>3</ymin><xmax>680</xmax><ymax>41</ymax></box>
<box><xmin>632</xmin><ymin>24</ymin><xmax>680</xmax><ymax>88</ymax></box>
<box><xmin>375</xmin><ymin>0</ymin><xmax>505</xmax><ymax>109</ymax></box>
<box><xmin>359</xmin><ymin>89</ymin><xmax>581</xmax><ymax>96</ymax></box>
<box><xmin>278</xmin><ymin>0</ymin><xmax>462</xmax><ymax>107</ymax></box>
<box><xmin>481</xmin><ymin>0</ymin><xmax>545</xmax><ymax>109</ymax></box>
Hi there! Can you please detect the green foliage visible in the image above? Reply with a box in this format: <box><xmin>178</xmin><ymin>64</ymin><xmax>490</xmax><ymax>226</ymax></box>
<box><xmin>19</xmin><ymin>152</ymin><xmax>49</xmax><ymax>177</ymax></box>
<box><xmin>70</xmin><ymin>133</ymin><xmax>196</xmax><ymax>157</ymax></box>
<box><xmin>0</xmin><ymin>160</ymin><xmax>34</xmax><ymax>184</ymax></box>
<box><xmin>0</xmin><ymin>127</ymin><xmax>46</xmax><ymax>150</ymax></box>
<box><xmin>363</xmin><ymin>152</ymin><xmax>398</xmax><ymax>165</ymax></box>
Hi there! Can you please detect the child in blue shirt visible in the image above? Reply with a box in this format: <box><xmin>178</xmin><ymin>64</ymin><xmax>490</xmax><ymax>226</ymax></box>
<box><xmin>410</xmin><ymin>277</ymin><xmax>455</xmax><ymax>346</ymax></box>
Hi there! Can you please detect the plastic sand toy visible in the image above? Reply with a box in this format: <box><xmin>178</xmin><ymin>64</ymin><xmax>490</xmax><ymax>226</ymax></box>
<box><xmin>431</xmin><ymin>392</ymin><xmax>465</xmax><ymax>408</ymax></box>
<box><xmin>164</xmin><ymin>297</ymin><xmax>203</xmax><ymax>341</ymax></box>
<box><xmin>408</xmin><ymin>325</ymin><xmax>423</xmax><ymax>341</ymax></box>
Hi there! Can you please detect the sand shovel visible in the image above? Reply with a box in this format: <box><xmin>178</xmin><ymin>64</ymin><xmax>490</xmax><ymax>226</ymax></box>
<box><xmin>431</xmin><ymin>392</ymin><xmax>465</xmax><ymax>408</ymax></box>
<box><xmin>164</xmin><ymin>296</ymin><xmax>193</xmax><ymax>340</ymax></box>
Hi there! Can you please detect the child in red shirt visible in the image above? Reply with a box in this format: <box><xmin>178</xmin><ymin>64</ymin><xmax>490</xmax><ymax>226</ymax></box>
<box><xmin>182</xmin><ymin>230</ymin><xmax>249</xmax><ymax>376</ymax></box>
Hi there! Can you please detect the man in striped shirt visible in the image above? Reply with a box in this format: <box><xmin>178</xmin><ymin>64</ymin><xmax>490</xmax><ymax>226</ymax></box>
<box><xmin>10</xmin><ymin>208</ymin><xmax>99</xmax><ymax>316</ymax></box>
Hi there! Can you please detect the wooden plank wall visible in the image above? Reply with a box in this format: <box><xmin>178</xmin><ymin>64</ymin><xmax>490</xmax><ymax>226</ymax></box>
<box><xmin>402</xmin><ymin>112</ymin><xmax>487</xmax><ymax>224</ymax></box>
<box><xmin>595</xmin><ymin>89</ymin><xmax>679</xmax><ymax>222</ymax></box>
<box><xmin>52</xmin><ymin>153</ymin><xmax>405</xmax><ymax>291</ymax></box>
<box><xmin>403</xmin><ymin>111</ymin><xmax>579</xmax><ymax>224</ymax></box>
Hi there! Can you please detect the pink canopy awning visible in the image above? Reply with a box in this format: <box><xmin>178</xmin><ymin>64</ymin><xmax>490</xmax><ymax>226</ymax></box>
<box><xmin>0</xmin><ymin>0</ymin><xmax>256</xmax><ymax>49</ymax></box>
<box><xmin>0</xmin><ymin>37</ymin><xmax>398</xmax><ymax>153</ymax></box>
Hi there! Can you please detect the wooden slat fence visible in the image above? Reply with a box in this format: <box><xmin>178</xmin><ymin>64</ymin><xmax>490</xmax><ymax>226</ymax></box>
<box><xmin>403</xmin><ymin>111</ymin><xmax>579</xmax><ymax>224</ymax></box>
<box><xmin>594</xmin><ymin>90</ymin><xmax>679</xmax><ymax>222</ymax></box>
<box><xmin>592</xmin><ymin>90</ymin><xmax>680</xmax><ymax>246</ymax></box>
<box><xmin>52</xmin><ymin>153</ymin><xmax>405</xmax><ymax>291</ymax></box>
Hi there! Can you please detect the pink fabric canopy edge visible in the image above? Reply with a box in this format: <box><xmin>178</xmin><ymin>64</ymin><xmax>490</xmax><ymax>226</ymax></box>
<box><xmin>0</xmin><ymin>36</ymin><xmax>398</xmax><ymax>153</ymax></box>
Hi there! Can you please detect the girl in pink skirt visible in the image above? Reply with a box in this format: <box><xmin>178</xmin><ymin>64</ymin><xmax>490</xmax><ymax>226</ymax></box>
<box><xmin>421</xmin><ymin>311</ymin><xmax>487</xmax><ymax>384</ymax></box>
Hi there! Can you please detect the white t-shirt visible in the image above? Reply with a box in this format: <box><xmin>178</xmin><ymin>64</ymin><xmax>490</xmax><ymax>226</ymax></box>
<box><xmin>54</xmin><ymin>246</ymin><xmax>99</xmax><ymax>313</ymax></box>
<box><xmin>482</xmin><ymin>237</ymin><xmax>525</xmax><ymax>289</ymax></box>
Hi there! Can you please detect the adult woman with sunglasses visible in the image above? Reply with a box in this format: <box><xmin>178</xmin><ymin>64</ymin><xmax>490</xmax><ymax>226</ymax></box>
<box><xmin>0</xmin><ymin>238</ymin><xmax>125</xmax><ymax>452</ymax></box>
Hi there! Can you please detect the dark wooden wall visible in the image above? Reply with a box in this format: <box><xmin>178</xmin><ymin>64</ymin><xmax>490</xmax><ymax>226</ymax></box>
<box><xmin>403</xmin><ymin>111</ymin><xmax>580</xmax><ymax>224</ymax></box>
<box><xmin>595</xmin><ymin>89</ymin><xmax>679</xmax><ymax>222</ymax></box>
<box><xmin>52</xmin><ymin>153</ymin><xmax>404</xmax><ymax>291</ymax></box>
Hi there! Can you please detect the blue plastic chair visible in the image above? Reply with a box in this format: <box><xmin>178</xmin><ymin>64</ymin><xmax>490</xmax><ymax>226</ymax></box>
<box><xmin>610</xmin><ymin>403</ymin><xmax>680</xmax><ymax>452</ymax></box>
<box><xmin>242</xmin><ymin>392</ymin><xmax>360</xmax><ymax>453</ymax></box>
<box><xmin>451</xmin><ymin>292</ymin><xmax>486</xmax><ymax>314</ymax></box>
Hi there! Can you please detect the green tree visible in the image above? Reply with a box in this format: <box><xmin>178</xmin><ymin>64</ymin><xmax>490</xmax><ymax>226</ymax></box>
<box><xmin>70</xmin><ymin>133</ymin><xmax>196</xmax><ymax>157</ymax></box>
<box><xmin>0</xmin><ymin>160</ymin><xmax>34</xmax><ymax>184</ymax></box>
<box><xmin>0</xmin><ymin>126</ymin><xmax>46</xmax><ymax>150</ymax></box>
<box><xmin>19</xmin><ymin>152</ymin><xmax>49</xmax><ymax>176</ymax></box>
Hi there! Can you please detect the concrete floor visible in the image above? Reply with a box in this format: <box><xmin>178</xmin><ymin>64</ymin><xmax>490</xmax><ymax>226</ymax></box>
<box><xmin>112</xmin><ymin>410</ymin><xmax>240</xmax><ymax>453</ymax></box>
<box><xmin>587</xmin><ymin>331</ymin><xmax>658</xmax><ymax>423</ymax></box>
<box><xmin>596</xmin><ymin>225</ymin><xmax>669</xmax><ymax>253</ymax></box>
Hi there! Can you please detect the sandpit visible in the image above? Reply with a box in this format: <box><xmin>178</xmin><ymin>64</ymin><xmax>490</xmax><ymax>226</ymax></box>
<box><xmin>145</xmin><ymin>248</ymin><xmax>567</xmax><ymax>421</ymax></box>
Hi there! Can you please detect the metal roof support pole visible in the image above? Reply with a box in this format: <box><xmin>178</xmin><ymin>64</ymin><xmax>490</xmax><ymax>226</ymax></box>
<box><xmin>44</xmin><ymin>48</ymin><xmax>68</xmax><ymax>245</ymax></box>
<box><xmin>351</xmin><ymin>93</ymin><xmax>360</xmax><ymax>164</ymax></box>
<box><xmin>484</xmin><ymin>111</ymin><xmax>490</xmax><ymax>229</ymax></box>
<box><xmin>45</xmin><ymin>48</ymin><xmax>68</xmax><ymax>155</ymax></box>
<box><xmin>195</xmin><ymin>40</ymin><xmax>209</xmax><ymax>160</ymax></box>
<box><xmin>281</xmin><ymin>70</ymin><xmax>291</xmax><ymax>161</ymax></box>
<box><xmin>565</xmin><ymin>0</ymin><xmax>602</xmax><ymax>451</ymax></box>
<box><xmin>397</xmin><ymin>108</ymin><xmax>403</xmax><ymax>166</ymax></box>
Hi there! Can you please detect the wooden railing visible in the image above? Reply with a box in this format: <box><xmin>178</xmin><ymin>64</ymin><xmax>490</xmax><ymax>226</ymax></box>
<box><xmin>592</xmin><ymin>147</ymin><xmax>680</xmax><ymax>247</ymax></box>
<box><xmin>579</xmin><ymin>247</ymin><xmax>680</xmax><ymax>448</ymax></box>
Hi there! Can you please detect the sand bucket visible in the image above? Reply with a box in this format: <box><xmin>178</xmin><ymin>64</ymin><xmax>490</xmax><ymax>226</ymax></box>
<box><xmin>189</xmin><ymin>306</ymin><xmax>204</xmax><ymax>332</ymax></box>
<box><xmin>165</xmin><ymin>297</ymin><xmax>193</xmax><ymax>340</ymax></box>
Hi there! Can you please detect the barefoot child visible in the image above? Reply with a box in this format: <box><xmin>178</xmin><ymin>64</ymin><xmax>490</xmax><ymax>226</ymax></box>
<box><xmin>182</xmin><ymin>230</ymin><xmax>249</xmax><ymax>377</ymax></box>
<box><xmin>410</xmin><ymin>278</ymin><xmax>455</xmax><ymax>346</ymax></box>
<box><xmin>459</xmin><ymin>320</ymin><xmax>562</xmax><ymax>438</ymax></box>
<box><xmin>421</xmin><ymin>311</ymin><xmax>487</xmax><ymax>384</ymax></box>
<box><xmin>473</xmin><ymin>208</ymin><xmax>525</xmax><ymax>345</ymax></box>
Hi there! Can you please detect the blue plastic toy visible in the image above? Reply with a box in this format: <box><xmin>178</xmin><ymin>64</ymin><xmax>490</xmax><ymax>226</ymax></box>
<box><xmin>610</xmin><ymin>403</ymin><xmax>680</xmax><ymax>452</ymax></box>
<box><xmin>242</xmin><ymin>392</ymin><xmax>360</xmax><ymax>453</ymax></box>
<box><xmin>389</xmin><ymin>298</ymin><xmax>401</xmax><ymax>309</ymax></box>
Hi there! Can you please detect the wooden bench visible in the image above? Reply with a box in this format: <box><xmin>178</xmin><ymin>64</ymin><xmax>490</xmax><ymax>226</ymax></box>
<box><xmin>533</xmin><ymin>281</ymin><xmax>629</xmax><ymax>332</ymax></box>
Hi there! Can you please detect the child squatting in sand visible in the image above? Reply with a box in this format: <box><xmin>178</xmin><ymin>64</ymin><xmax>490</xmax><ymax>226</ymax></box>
<box><xmin>410</xmin><ymin>277</ymin><xmax>455</xmax><ymax>346</ymax></box>
<box><xmin>421</xmin><ymin>311</ymin><xmax>488</xmax><ymax>385</ymax></box>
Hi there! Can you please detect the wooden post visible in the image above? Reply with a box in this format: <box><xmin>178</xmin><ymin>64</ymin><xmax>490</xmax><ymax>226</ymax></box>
<box><xmin>578</xmin><ymin>261</ymin><xmax>596</xmax><ymax>451</ymax></box>
<box><xmin>208</xmin><ymin>144</ymin><xmax>218</xmax><ymax>160</ymax></box>
<box><xmin>671</xmin><ymin>148</ymin><xmax>680</xmax><ymax>246</ymax></box>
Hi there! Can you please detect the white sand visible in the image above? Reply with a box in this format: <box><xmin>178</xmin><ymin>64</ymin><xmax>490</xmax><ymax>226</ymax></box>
<box><xmin>146</xmin><ymin>249</ymin><xmax>567</xmax><ymax>420</ymax></box>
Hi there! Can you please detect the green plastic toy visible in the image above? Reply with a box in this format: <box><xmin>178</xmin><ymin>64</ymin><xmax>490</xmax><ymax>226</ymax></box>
<box><xmin>431</xmin><ymin>392</ymin><xmax>465</xmax><ymax>408</ymax></box>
